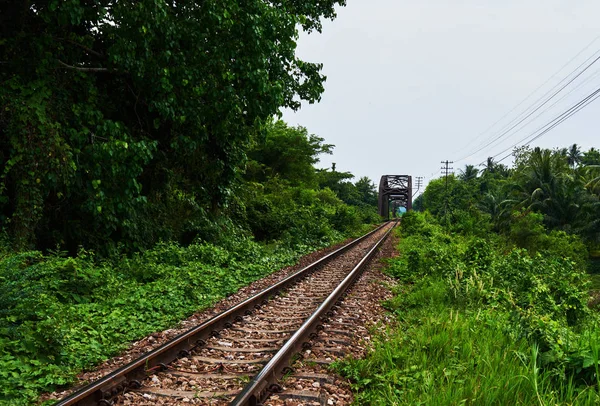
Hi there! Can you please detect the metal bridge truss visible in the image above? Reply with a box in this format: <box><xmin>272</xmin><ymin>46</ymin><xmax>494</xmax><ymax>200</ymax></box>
<box><xmin>378</xmin><ymin>175</ymin><xmax>412</xmax><ymax>218</ymax></box>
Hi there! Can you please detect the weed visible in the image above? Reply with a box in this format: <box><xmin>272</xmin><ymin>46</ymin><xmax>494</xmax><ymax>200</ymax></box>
<box><xmin>337</xmin><ymin>212</ymin><xmax>600</xmax><ymax>405</ymax></box>
<box><xmin>0</xmin><ymin>235</ymin><xmax>339</xmax><ymax>405</ymax></box>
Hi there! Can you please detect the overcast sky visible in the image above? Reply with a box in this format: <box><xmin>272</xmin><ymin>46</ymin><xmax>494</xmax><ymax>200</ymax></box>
<box><xmin>282</xmin><ymin>0</ymin><xmax>600</xmax><ymax>193</ymax></box>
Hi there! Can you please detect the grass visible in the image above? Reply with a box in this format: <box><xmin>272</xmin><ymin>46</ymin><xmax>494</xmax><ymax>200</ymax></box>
<box><xmin>335</xmin><ymin>211</ymin><xmax>600</xmax><ymax>405</ymax></box>
<box><xmin>335</xmin><ymin>278</ymin><xmax>600</xmax><ymax>405</ymax></box>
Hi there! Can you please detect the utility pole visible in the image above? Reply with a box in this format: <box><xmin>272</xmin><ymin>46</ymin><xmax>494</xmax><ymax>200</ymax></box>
<box><xmin>412</xmin><ymin>177</ymin><xmax>424</xmax><ymax>209</ymax></box>
<box><xmin>441</xmin><ymin>161</ymin><xmax>453</xmax><ymax>223</ymax></box>
<box><xmin>414</xmin><ymin>176</ymin><xmax>424</xmax><ymax>194</ymax></box>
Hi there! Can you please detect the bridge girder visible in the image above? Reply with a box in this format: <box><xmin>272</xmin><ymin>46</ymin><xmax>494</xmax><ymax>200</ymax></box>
<box><xmin>378</xmin><ymin>175</ymin><xmax>412</xmax><ymax>218</ymax></box>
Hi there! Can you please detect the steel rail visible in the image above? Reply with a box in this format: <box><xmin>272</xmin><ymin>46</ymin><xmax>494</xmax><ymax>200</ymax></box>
<box><xmin>55</xmin><ymin>222</ymin><xmax>390</xmax><ymax>406</ymax></box>
<box><xmin>230</xmin><ymin>222</ymin><xmax>396</xmax><ymax>406</ymax></box>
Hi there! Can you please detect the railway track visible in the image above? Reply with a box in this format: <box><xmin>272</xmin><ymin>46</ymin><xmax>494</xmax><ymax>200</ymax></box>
<box><xmin>56</xmin><ymin>222</ymin><xmax>396</xmax><ymax>406</ymax></box>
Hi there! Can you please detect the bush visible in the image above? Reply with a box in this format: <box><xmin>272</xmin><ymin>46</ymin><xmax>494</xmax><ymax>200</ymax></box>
<box><xmin>356</xmin><ymin>210</ymin><xmax>600</xmax><ymax>404</ymax></box>
<box><xmin>399</xmin><ymin>211</ymin><xmax>436</xmax><ymax>237</ymax></box>
<box><xmin>448</xmin><ymin>208</ymin><xmax>493</xmax><ymax>237</ymax></box>
<box><xmin>0</xmin><ymin>233</ymin><xmax>332</xmax><ymax>404</ymax></box>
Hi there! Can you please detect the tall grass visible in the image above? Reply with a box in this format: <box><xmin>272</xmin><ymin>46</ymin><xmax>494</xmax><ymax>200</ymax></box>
<box><xmin>335</xmin><ymin>213</ymin><xmax>600</xmax><ymax>405</ymax></box>
<box><xmin>336</xmin><ymin>278</ymin><xmax>600</xmax><ymax>405</ymax></box>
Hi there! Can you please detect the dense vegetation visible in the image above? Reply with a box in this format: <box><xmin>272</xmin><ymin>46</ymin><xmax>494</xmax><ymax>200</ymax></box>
<box><xmin>414</xmin><ymin>145</ymin><xmax>600</xmax><ymax>244</ymax></box>
<box><xmin>0</xmin><ymin>1</ymin><xmax>387</xmax><ymax>404</ymax></box>
<box><xmin>0</xmin><ymin>120</ymin><xmax>379</xmax><ymax>405</ymax></box>
<box><xmin>5</xmin><ymin>1</ymin><xmax>599</xmax><ymax>404</ymax></box>
<box><xmin>0</xmin><ymin>0</ymin><xmax>348</xmax><ymax>253</ymax></box>
<box><xmin>338</xmin><ymin>145</ymin><xmax>600</xmax><ymax>404</ymax></box>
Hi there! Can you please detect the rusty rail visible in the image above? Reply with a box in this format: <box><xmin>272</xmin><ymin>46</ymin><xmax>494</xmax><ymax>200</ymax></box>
<box><xmin>230</xmin><ymin>222</ymin><xmax>395</xmax><ymax>405</ymax></box>
<box><xmin>55</xmin><ymin>222</ymin><xmax>390</xmax><ymax>406</ymax></box>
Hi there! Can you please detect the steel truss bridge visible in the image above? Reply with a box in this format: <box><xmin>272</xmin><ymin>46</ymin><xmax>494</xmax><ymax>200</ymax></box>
<box><xmin>378</xmin><ymin>175</ymin><xmax>412</xmax><ymax>218</ymax></box>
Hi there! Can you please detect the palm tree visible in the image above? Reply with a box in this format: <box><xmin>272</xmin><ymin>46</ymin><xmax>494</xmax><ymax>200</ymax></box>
<box><xmin>482</xmin><ymin>157</ymin><xmax>497</xmax><ymax>175</ymax></box>
<box><xmin>567</xmin><ymin>144</ymin><xmax>583</xmax><ymax>168</ymax></box>
<box><xmin>583</xmin><ymin>165</ymin><xmax>600</xmax><ymax>196</ymax></box>
<box><xmin>582</xmin><ymin>147</ymin><xmax>600</xmax><ymax>166</ymax></box>
<box><xmin>458</xmin><ymin>164</ymin><xmax>478</xmax><ymax>181</ymax></box>
<box><xmin>481</xmin><ymin>156</ymin><xmax>510</xmax><ymax>179</ymax></box>
<box><xmin>509</xmin><ymin>148</ymin><xmax>592</xmax><ymax>232</ymax></box>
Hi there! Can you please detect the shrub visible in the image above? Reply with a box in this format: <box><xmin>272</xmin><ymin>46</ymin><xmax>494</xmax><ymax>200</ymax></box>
<box><xmin>0</xmin><ymin>232</ymin><xmax>335</xmax><ymax>404</ymax></box>
<box><xmin>372</xmin><ymin>210</ymin><xmax>600</xmax><ymax>403</ymax></box>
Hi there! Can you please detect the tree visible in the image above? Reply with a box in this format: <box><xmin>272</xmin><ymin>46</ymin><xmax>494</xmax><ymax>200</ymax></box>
<box><xmin>481</xmin><ymin>156</ymin><xmax>510</xmax><ymax>178</ymax></box>
<box><xmin>354</xmin><ymin>177</ymin><xmax>378</xmax><ymax>206</ymax></box>
<box><xmin>567</xmin><ymin>144</ymin><xmax>583</xmax><ymax>168</ymax></box>
<box><xmin>245</xmin><ymin>120</ymin><xmax>333</xmax><ymax>187</ymax></box>
<box><xmin>508</xmin><ymin>147</ymin><xmax>595</xmax><ymax>234</ymax></box>
<box><xmin>316</xmin><ymin>169</ymin><xmax>356</xmax><ymax>204</ymax></box>
<box><xmin>458</xmin><ymin>165</ymin><xmax>479</xmax><ymax>181</ymax></box>
<box><xmin>0</xmin><ymin>0</ymin><xmax>346</xmax><ymax>250</ymax></box>
<box><xmin>482</xmin><ymin>157</ymin><xmax>498</xmax><ymax>175</ymax></box>
<box><xmin>582</xmin><ymin>147</ymin><xmax>600</xmax><ymax>166</ymax></box>
<box><xmin>412</xmin><ymin>193</ymin><xmax>424</xmax><ymax>211</ymax></box>
<box><xmin>420</xmin><ymin>175</ymin><xmax>478</xmax><ymax>216</ymax></box>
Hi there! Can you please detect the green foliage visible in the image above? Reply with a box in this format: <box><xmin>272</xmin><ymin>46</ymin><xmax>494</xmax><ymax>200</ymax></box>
<box><xmin>509</xmin><ymin>210</ymin><xmax>549</xmax><ymax>252</ymax></box>
<box><xmin>493</xmin><ymin>250</ymin><xmax>590</xmax><ymax>349</ymax></box>
<box><xmin>509</xmin><ymin>210</ymin><xmax>589</xmax><ymax>266</ymax></box>
<box><xmin>0</xmin><ymin>0</ymin><xmax>345</xmax><ymax>251</ymax></box>
<box><xmin>238</xmin><ymin>121</ymin><xmax>380</xmax><ymax>245</ymax></box>
<box><xmin>316</xmin><ymin>169</ymin><xmax>378</xmax><ymax>208</ymax></box>
<box><xmin>0</xmin><ymin>3</ymin><xmax>385</xmax><ymax>404</ymax></box>
<box><xmin>247</xmin><ymin>187</ymin><xmax>342</xmax><ymax>245</ymax></box>
<box><xmin>0</xmin><ymin>234</ymin><xmax>327</xmax><ymax>404</ymax></box>
<box><xmin>0</xmin><ymin>114</ymin><xmax>380</xmax><ymax>403</ymax></box>
<box><xmin>397</xmin><ymin>210</ymin><xmax>436</xmax><ymax>237</ymax></box>
<box><xmin>418</xmin><ymin>175</ymin><xmax>493</xmax><ymax>236</ymax></box>
<box><xmin>336</xmin><ymin>301</ymin><xmax>600</xmax><ymax>405</ymax></box>
<box><xmin>583</xmin><ymin>148</ymin><xmax>600</xmax><ymax>166</ymax></box>
<box><xmin>340</xmin><ymin>212</ymin><xmax>600</xmax><ymax>404</ymax></box>
<box><xmin>240</xmin><ymin>178</ymin><xmax>373</xmax><ymax>246</ymax></box>
<box><xmin>420</xmin><ymin>145</ymin><xmax>600</xmax><ymax>245</ymax></box>
<box><xmin>245</xmin><ymin>120</ymin><xmax>333</xmax><ymax>187</ymax></box>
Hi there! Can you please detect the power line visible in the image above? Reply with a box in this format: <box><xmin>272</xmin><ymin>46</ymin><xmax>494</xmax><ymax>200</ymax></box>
<box><xmin>455</xmin><ymin>43</ymin><xmax>600</xmax><ymax>163</ymax></box>
<box><xmin>480</xmin><ymin>66</ymin><xmax>600</xmax><ymax>157</ymax></box>
<box><xmin>458</xmin><ymin>49</ymin><xmax>600</xmax><ymax>162</ymax></box>
<box><xmin>486</xmin><ymin>85</ymin><xmax>600</xmax><ymax>163</ymax></box>
<box><xmin>456</xmin><ymin>52</ymin><xmax>600</xmax><ymax>162</ymax></box>
<box><xmin>514</xmin><ymin>89</ymin><xmax>600</xmax><ymax>150</ymax></box>
<box><xmin>488</xmin><ymin>49</ymin><xmax>600</xmax><ymax>141</ymax></box>
<box><xmin>452</xmin><ymin>35</ymin><xmax>600</xmax><ymax>158</ymax></box>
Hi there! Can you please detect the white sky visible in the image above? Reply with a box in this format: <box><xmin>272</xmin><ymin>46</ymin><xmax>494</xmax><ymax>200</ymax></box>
<box><xmin>282</xmin><ymin>0</ymin><xmax>600</xmax><ymax>192</ymax></box>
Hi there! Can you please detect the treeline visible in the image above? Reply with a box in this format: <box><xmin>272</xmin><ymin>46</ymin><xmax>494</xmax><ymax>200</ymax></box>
<box><xmin>0</xmin><ymin>0</ymin><xmax>382</xmax><ymax>255</ymax></box>
<box><xmin>415</xmin><ymin>145</ymin><xmax>600</xmax><ymax>247</ymax></box>
<box><xmin>337</xmin><ymin>145</ymin><xmax>600</xmax><ymax>404</ymax></box>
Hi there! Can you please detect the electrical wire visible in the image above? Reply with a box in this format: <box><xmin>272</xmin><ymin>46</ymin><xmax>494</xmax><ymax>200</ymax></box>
<box><xmin>455</xmin><ymin>52</ymin><xmax>600</xmax><ymax>163</ymax></box>
<box><xmin>483</xmin><ymin>85</ymin><xmax>600</xmax><ymax>164</ymax></box>
<box><xmin>459</xmin><ymin>49</ymin><xmax>600</xmax><ymax>161</ymax></box>
<box><xmin>475</xmin><ymin>66</ymin><xmax>600</xmax><ymax>155</ymax></box>
<box><xmin>451</xmin><ymin>35</ymin><xmax>600</xmax><ymax>157</ymax></box>
<box><xmin>454</xmin><ymin>41</ymin><xmax>600</xmax><ymax>163</ymax></box>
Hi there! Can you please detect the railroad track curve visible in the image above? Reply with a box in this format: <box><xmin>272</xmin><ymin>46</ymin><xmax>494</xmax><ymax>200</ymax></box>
<box><xmin>56</xmin><ymin>221</ymin><xmax>396</xmax><ymax>406</ymax></box>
